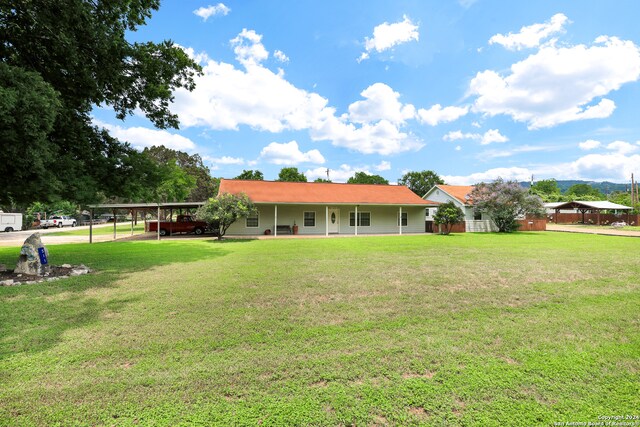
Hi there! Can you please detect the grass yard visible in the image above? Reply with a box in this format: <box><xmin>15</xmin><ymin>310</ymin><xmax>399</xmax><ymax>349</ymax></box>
<box><xmin>47</xmin><ymin>223</ymin><xmax>147</xmax><ymax>236</ymax></box>
<box><xmin>0</xmin><ymin>233</ymin><xmax>638</xmax><ymax>426</ymax></box>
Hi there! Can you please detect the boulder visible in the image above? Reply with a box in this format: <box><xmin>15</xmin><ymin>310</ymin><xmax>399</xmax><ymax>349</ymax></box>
<box><xmin>14</xmin><ymin>233</ymin><xmax>50</xmax><ymax>276</ymax></box>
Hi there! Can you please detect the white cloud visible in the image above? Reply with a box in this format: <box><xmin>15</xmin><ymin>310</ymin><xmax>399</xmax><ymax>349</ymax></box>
<box><xmin>606</xmin><ymin>140</ymin><xmax>639</xmax><ymax>155</ymax></box>
<box><xmin>348</xmin><ymin>83</ymin><xmax>415</xmax><ymax>125</ymax></box>
<box><xmin>93</xmin><ymin>119</ymin><xmax>196</xmax><ymax>151</ymax></box>
<box><xmin>260</xmin><ymin>140</ymin><xmax>325</xmax><ymax>165</ymax></box>
<box><xmin>443</xmin><ymin>167</ymin><xmax>534</xmax><ymax>185</ymax></box>
<box><xmin>489</xmin><ymin>13</ymin><xmax>569</xmax><ymax>50</ymax></box>
<box><xmin>578</xmin><ymin>139</ymin><xmax>601</xmax><ymax>150</ymax></box>
<box><xmin>442</xmin><ymin>129</ymin><xmax>508</xmax><ymax>145</ymax></box>
<box><xmin>193</xmin><ymin>3</ymin><xmax>230</xmax><ymax>21</ymax></box>
<box><xmin>359</xmin><ymin>15</ymin><xmax>419</xmax><ymax>61</ymax></box>
<box><xmin>375</xmin><ymin>160</ymin><xmax>391</xmax><ymax>171</ymax></box>
<box><xmin>470</xmin><ymin>36</ymin><xmax>640</xmax><ymax>129</ymax></box>
<box><xmin>567</xmin><ymin>153</ymin><xmax>640</xmax><ymax>181</ymax></box>
<box><xmin>172</xmin><ymin>31</ymin><xmax>424</xmax><ymax>156</ymax></box>
<box><xmin>443</xmin><ymin>130</ymin><xmax>477</xmax><ymax>141</ymax></box>
<box><xmin>480</xmin><ymin>145</ymin><xmax>554</xmax><ymax>160</ymax></box>
<box><xmin>207</xmin><ymin>156</ymin><xmax>245</xmax><ymax>165</ymax></box>
<box><xmin>274</xmin><ymin>50</ymin><xmax>289</xmax><ymax>63</ymax></box>
<box><xmin>455</xmin><ymin>145</ymin><xmax>462</xmax><ymax>151</ymax></box>
<box><xmin>231</xmin><ymin>29</ymin><xmax>269</xmax><ymax>67</ymax></box>
<box><xmin>480</xmin><ymin>129</ymin><xmax>508</xmax><ymax>145</ymax></box>
<box><xmin>310</xmin><ymin>116</ymin><xmax>423</xmax><ymax>155</ymax></box>
<box><xmin>417</xmin><ymin>104</ymin><xmax>469</xmax><ymax>126</ymax></box>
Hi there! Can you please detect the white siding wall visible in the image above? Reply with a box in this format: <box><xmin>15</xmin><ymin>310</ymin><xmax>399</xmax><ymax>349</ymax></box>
<box><xmin>225</xmin><ymin>205</ymin><xmax>426</xmax><ymax>235</ymax></box>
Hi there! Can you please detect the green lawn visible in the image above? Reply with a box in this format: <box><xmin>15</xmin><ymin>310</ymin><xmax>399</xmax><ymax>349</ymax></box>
<box><xmin>0</xmin><ymin>233</ymin><xmax>638</xmax><ymax>426</ymax></box>
<box><xmin>47</xmin><ymin>223</ymin><xmax>146</xmax><ymax>236</ymax></box>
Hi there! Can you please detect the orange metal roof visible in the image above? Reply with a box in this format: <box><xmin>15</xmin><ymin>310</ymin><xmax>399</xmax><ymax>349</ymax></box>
<box><xmin>437</xmin><ymin>185</ymin><xmax>475</xmax><ymax>205</ymax></box>
<box><xmin>218</xmin><ymin>179</ymin><xmax>439</xmax><ymax>206</ymax></box>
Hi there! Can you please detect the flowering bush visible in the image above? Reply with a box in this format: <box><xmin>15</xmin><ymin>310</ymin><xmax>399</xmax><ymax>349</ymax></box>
<box><xmin>471</xmin><ymin>178</ymin><xmax>545</xmax><ymax>233</ymax></box>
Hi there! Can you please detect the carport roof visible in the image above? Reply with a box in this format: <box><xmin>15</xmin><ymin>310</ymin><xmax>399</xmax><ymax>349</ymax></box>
<box><xmin>551</xmin><ymin>200</ymin><xmax>632</xmax><ymax>210</ymax></box>
<box><xmin>87</xmin><ymin>202</ymin><xmax>206</xmax><ymax>210</ymax></box>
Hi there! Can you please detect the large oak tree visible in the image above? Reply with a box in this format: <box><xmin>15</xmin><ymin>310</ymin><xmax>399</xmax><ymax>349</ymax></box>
<box><xmin>0</xmin><ymin>0</ymin><xmax>201</xmax><ymax>206</ymax></box>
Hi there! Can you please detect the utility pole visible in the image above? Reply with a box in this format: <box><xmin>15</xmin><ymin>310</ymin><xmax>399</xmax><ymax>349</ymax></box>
<box><xmin>326</xmin><ymin>168</ymin><xmax>330</xmax><ymax>181</ymax></box>
<box><xmin>632</xmin><ymin>174</ymin><xmax>636</xmax><ymax>209</ymax></box>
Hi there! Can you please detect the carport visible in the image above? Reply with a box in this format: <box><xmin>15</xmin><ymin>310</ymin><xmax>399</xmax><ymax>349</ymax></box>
<box><xmin>551</xmin><ymin>200</ymin><xmax>632</xmax><ymax>225</ymax></box>
<box><xmin>86</xmin><ymin>202</ymin><xmax>206</xmax><ymax>243</ymax></box>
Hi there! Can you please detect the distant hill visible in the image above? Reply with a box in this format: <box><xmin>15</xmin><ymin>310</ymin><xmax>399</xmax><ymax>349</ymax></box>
<box><xmin>520</xmin><ymin>180</ymin><xmax>628</xmax><ymax>195</ymax></box>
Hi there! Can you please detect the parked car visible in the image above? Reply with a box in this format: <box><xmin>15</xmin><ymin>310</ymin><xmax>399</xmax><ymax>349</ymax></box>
<box><xmin>0</xmin><ymin>213</ymin><xmax>22</xmax><ymax>232</ymax></box>
<box><xmin>40</xmin><ymin>215</ymin><xmax>77</xmax><ymax>229</ymax></box>
<box><xmin>146</xmin><ymin>215</ymin><xmax>210</xmax><ymax>236</ymax></box>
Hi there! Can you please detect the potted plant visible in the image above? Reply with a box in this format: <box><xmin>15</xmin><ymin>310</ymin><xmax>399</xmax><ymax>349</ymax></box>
<box><xmin>292</xmin><ymin>221</ymin><xmax>298</xmax><ymax>235</ymax></box>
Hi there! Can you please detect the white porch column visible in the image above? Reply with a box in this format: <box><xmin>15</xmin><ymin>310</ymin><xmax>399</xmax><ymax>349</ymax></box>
<box><xmin>325</xmin><ymin>206</ymin><xmax>329</xmax><ymax>236</ymax></box>
<box><xmin>355</xmin><ymin>205</ymin><xmax>358</xmax><ymax>236</ymax></box>
<box><xmin>157</xmin><ymin>205</ymin><xmax>160</xmax><ymax>241</ymax></box>
<box><xmin>399</xmin><ymin>206</ymin><xmax>403</xmax><ymax>235</ymax></box>
<box><xmin>274</xmin><ymin>205</ymin><xmax>278</xmax><ymax>236</ymax></box>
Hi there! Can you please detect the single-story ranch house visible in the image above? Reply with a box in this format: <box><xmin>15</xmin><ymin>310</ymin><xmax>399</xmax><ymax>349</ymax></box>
<box><xmin>219</xmin><ymin>179</ymin><xmax>439</xmax><ymax>236</ymax></box>
<box><xmin>423</xmin><ymin>184</ymin><xmax>498</xmax><ymax>232</ymax></box>
<box><xmin>423</xmin><ymin>184</ymin><xmax>547</xmax><ymax>232</ymax></box>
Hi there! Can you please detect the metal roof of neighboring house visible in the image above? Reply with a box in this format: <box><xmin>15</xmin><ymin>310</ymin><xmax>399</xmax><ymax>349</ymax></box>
<box><xmin>544</xmin><ymin>202</ymin><xmax>565</xmax><ymax>209</ymax></box>
<box><xmin>218</xmin><ymin>179</ymin><xmax>439</xmax><ymax>206</ymax></box>
<box><xmin>429</xmin><ymin>185</ymin><xmax>475</xmax><ymax>205</ymax></box>
<box><xmin>551</xmin><ymin>201</ymin><xmax>632</xmax><ymax>210</ymax></box>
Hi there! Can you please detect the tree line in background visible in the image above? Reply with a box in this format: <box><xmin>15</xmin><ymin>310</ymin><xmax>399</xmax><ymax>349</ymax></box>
<box><xmin>530</xmin><ymin>178</ymin><xmax>637</xmax><ymax>209</ymax></box>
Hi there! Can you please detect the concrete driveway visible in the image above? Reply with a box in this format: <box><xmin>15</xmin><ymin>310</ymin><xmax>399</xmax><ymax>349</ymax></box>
<box><xmin>547</xmin><ymin>223</ymin><xmax>640</xmax><ymax>237</ymax></box>
<box><xmin>0</xmin><ymin>223</ymin><xmax>133</xmax><ymax>247</ymax></box>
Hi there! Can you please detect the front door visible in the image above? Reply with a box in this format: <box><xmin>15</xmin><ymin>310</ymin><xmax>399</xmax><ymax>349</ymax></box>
<box><xmin>328</xmin><ymin>208</ymin><xmax>339</xmax><ymax>233</ymax></box>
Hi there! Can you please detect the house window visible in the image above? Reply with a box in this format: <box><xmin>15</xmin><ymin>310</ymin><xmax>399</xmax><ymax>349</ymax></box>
<box><xmin>349</xmin><ymin>212</ymin><xmax>371</xmax><ymax>227</ymax></box>
<box><xmin>398</xmin><ymin>212</ymin><xmax>408</xmax><ymax>226</ymax></box>
<box><xmin>303</xmin><ymin>211</ymin><xmax>315</xmax><ymax>227</ymax></box>
<box><xmin>474</xmin><ymin>211</ymin><xmax>482</xmax><ymax>220</ymax></box>
<box><xmin>246</xmin><ymin>213</ymin><xmax>259</xmax><ymax>228</ymax></box>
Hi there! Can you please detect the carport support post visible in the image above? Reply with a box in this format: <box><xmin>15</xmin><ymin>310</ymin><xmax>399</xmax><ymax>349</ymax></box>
<box><xmin>597</xmin><ymin>210</ymin><xmax>601</xmax><ymax>225</ymax></box>
<box><xmin>89</xmin><ymin>208</ymin><xmax>94</xmax><ymax>244</ymax></box>
<box><xmin>131</xmin><ymin>210</ymin><xmax>134</xmax><ymax>235</ymax></box>
<box><xmin>113</xmin><ymin>209</ymin><xmax>117</xmax><ymax>240</ymax></box>
<box><xmin>325</xmin><ymin>206</ymin><xmax>328</xmax><ymax>236</ymax></box>
<box><xmin>555</xmin><ymin>209</ymin><xmax>559</xmax><ymax>224</ymax></box>
<box><xmin>274</xmin><ymin>205</ymin><xmax>278</xmax><ymax>237</ymax></box>
<box><xmin>355</xmin><ymin>205</ymin><xmax>358</xmax><ymax>236</ymax></box>
<box><xmin>157</xmin><ymin>205</ymin><xmax>160</xmax><ymax>241</ymax></box>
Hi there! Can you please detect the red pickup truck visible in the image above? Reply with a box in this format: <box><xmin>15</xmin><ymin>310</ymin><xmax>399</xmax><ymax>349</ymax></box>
<box><xmin>146</xmin><ymin>215</ymin><xmax>209</xmax><ymax>236</ymax></box>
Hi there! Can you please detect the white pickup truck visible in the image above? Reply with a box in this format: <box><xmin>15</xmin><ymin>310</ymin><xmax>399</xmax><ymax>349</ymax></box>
<box><xmin>40</xmin><ymin>215</ymin><xmax>77</xmax><ymax>229</ymax></box>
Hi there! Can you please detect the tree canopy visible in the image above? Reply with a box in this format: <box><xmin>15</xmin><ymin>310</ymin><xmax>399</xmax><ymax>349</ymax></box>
<box><xmin>565</xmin><ymin>183</ymin><xmax>605</xmax><ymax>200</ymax></box>
<box><xmin>471</xmin><ymin>178</ymin><xmax>545</xmax><ymax>232</ymax></box>
<box><xmin>277</xmin><ymin>167</ymin><xmax>307</xmax><ymax>182</ymax></box>
<box><xmin>234</xmin><ymin>170</ymin><xmax>264</xmax><ymax>181</ymax></box>
<box><xmin>196</xmin><ymin>193</ymin><xmax>257</xmax><ymax>240</ymax></box>
<box><xmin>143</xmin><ymin>146</ymin><xmax>218</xmax><ymax>202</ymax></box>
<box><xmin>1</xmin><ymin>0</ymin><xmax>201</xmax><ymax>206</ymax></box>
<box><xmin>347</xmin><ymin>172</ymin><xmax>389</xmax><ymax>185</ymax></box>
<box><xmin>399</xmin><ymin>170</ymin><xmax>444</xmax><ymax>197</ymax></box>
<box><xmin>529</xmin><ymin>179</ymin><xmax>561</xmax><ymax>202</ymax></box>
<box><xmin>433</xmin><ymin>201</ymin><xmax>464</xmax><ymax>235</ymax></box>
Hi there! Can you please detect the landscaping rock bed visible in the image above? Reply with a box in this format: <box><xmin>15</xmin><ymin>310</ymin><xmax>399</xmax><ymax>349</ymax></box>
<box><xmin>0</xmin><ymin>264</ymin><xmax>91</xmax><ymax>286</ymax></box>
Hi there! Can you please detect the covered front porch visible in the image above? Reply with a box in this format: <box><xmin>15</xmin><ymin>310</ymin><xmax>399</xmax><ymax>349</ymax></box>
<box><xmin>225</xmin><ymin>203</ymin><xmax>429</xmax><ymax>236</ymax></box>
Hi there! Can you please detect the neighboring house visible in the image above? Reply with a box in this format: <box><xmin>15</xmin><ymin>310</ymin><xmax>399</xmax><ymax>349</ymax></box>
<box><xmin>422</xmin><ymin>185</ymin><xmax>497</xmax><ymax>232</ymax></box>
<box><xmin>218</xmin><ymin>179</ymin><xmax>439</xmax><ymax>236</ymax></box>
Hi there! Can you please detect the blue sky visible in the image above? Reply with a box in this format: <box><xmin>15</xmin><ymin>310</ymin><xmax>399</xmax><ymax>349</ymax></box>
<box><xmin>93</xmin><ymin>0</ymin><xmax>640</xmax><ymax>184</ymax></box>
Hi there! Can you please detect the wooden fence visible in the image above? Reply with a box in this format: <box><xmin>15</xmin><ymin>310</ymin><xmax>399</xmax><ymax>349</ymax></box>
<box><xmin>548</xmin><ymin>213</ymin><xmax>640</xmax><ymax>225</ymax></box>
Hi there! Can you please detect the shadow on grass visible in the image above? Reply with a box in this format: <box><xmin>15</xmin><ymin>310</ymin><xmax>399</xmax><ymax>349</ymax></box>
<box><xmin>0</xmin><ymin>240</ymin><xmax>230</xmax><ymax>359</ymax></box>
